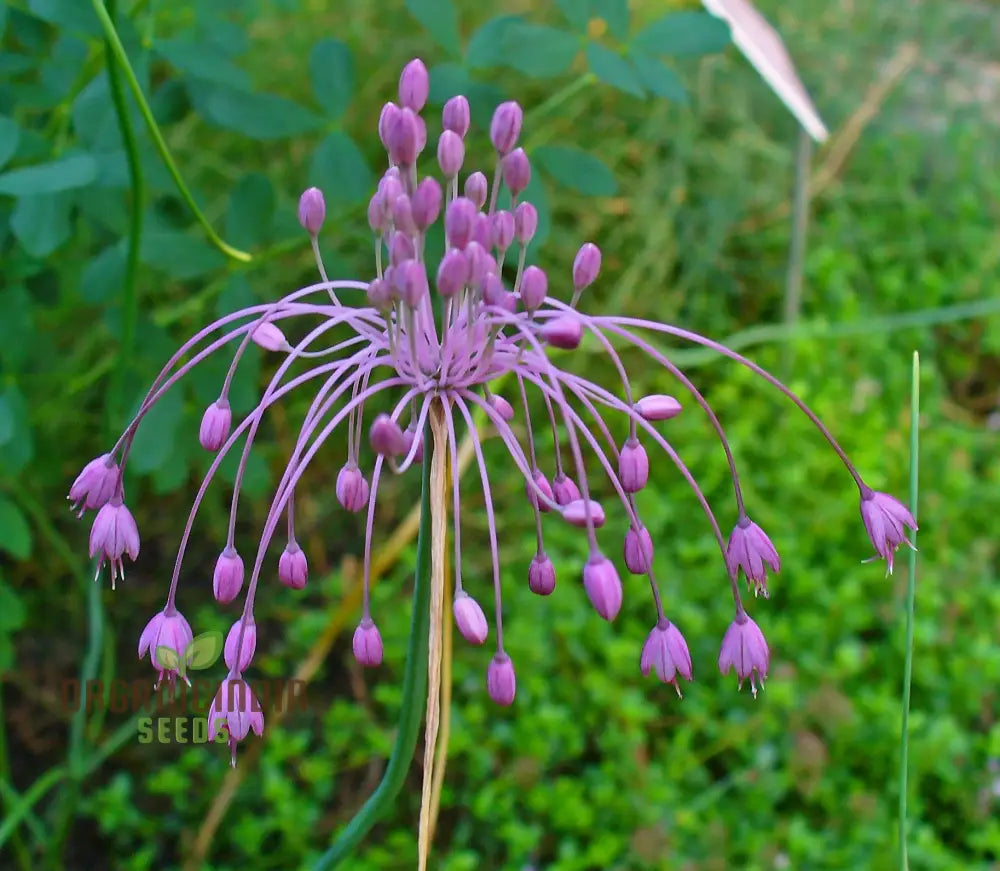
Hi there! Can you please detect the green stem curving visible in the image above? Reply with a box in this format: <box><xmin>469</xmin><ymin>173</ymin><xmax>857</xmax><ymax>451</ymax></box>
<box><xmin>88</xmin><ymin>0</ymin><xmax>251</xmax><ymax>263</ymax></box>
<box><xmin>312</xmin><ymin>417</ymin><xmax>435</xmax><ymax>870</ymax></box>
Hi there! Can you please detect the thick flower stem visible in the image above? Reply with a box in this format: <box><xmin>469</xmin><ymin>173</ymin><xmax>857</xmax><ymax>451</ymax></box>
<box><xmin>418</xmin><ymin>400</ymin><xmax>450</xmax><ymax>870</ymax></box>
<box><xmin>312</xmin><ymin>408</ymin><xmax>439</xmax><ymax>870</ymax></box>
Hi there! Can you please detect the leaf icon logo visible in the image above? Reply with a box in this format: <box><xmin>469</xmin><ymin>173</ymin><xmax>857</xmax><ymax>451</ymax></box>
<box><xmin>155</xmin><ymin>631</ymin><xmax>223</xmax><ymax>679</ymax></box>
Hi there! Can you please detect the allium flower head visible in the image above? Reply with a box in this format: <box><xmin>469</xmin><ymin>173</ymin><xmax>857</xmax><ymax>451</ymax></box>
<box><xmin>70</xmin><ymin>59</ymin><xmax>916</xmax><ymax>764</ymax></box>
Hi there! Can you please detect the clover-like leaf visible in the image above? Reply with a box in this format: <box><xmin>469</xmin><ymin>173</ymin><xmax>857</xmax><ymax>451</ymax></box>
<box><xmin>185</xmin><ymin>630</ymin><xmax>224</xmax><ymax>671</ymax></box>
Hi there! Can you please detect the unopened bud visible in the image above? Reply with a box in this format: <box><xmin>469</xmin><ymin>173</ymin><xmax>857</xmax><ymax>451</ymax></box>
<box><xmin>412</xmin><ymin>177</ymin><xmax>442</xmax><ymax>228</ymax></box>
<box><xmin>572</xmin><ymin>242</ymin><xmax>602</xmax><ymax>290</ymax></box>
<box><xmin>519</xmin><ymin>265</ymin><xmax>547</xmax><ymax>311</ymax></box>
<box><xmin>541</xmin><ymin>316</ymin><xmax>582</xmax><ymax>350</ymax></box>
<box><xmin>490</xmin><ymin>101</ymin><xmax>523</xmax><ymax>154</ymax></box>
<box><xmin>437</xmin><ymin>130</ymin><xmax>465</xmax><ymax>177</ymax></box>
<box><xmin>398</xmin><ymin>58</ymin><xmax>429</xmax><ymax>112</ymax></box>
<box><xmin>453</xmin><ymin>592</ymin><xmax>489</xmax><ymax>644</ymax></box>
<box><xmin>464</xmin><ymin>172</ymin><xmax>488</xmax><ymax>209</ymax></box>
<box><xmin>297</xmin><ymin>187</ymin><xmax>325</xmax><ymax>235</ymax></box>
<box><xmin>502</xmin><ymin>148</ymin><xmax>531</xmax><ymax>196</ymax></box>
<box><xmin>442</xmin><ymin>95</ymin><xmax>471</xmax><ymax>137</ymax></box>
<box><xmin>513</xmin><ymin>201</ymin><xmax>538</xmax><ymax>245</ymax></box>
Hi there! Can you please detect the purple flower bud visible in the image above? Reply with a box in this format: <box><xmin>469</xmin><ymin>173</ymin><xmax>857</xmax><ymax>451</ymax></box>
<box><xmin>624</xmin><ymin>526</ymin><xmax>653</xmax><ymax>574</ymax></box>
<box><xmin>490</xmin><ymin>101</ymin><xmax>523</xmax><ymax>154</ymax></box>
<box><xmin>391</xmin><ymin>195</ymin><xmax>416</xmax><ymax>236</ymax></box>
<box><xmin>640</xmin><ymin>620</ymin><xmax>693</xmax><ymax>695</ymax></box>
<box><xmin>583</xmin><ymin>554</ymin><xmax>623</xmax><ymax>621</ymax></box>
<box><xmin>411</xmin><ymin>177</ymin><xmax>442</xmax><ymax>229</ymax></box>
<box><xmin>224</xmin><ymin>617</ymin><xmax>257</xmax><ymax>671</ymax></box>
<box><xmin>377</xmin><ymin>170</ymin><xmax>404</xmax><ymax>212</ymax></box>
<box><xmin>487</xmin><ymin>653</ymin><xmax>516</xmax><ymax>705</ymax></box>
<box><xmin>562</xmin><ymin>498</ymin><xmax>606</xmax><ymax>529</ymax></box>
<box><xmin>437</xmin><ymin>130</ymin><xmax>465</xmax><ymax>177</ymax></box>
<box><xmin>297</xmin><ymin>186</ymin><xmax>326</xmax><ymax>236</ymax></box>
<box><xmin>389</xmin><ymin>230</ymin><xmax>415</xmax><ymax>267</ymax></box>
<box><xmin>635</xmin><ymin>394</ymin><xmax>682</xmax><ymax>421</ymax></box>
<box><xmin>502</xmin><ymin>148</ymin><xmax>531</xmax><ymax>196</ymax></box>
<box><xmin>726</xmin><ymin>517</ymin><xmax>780</xmax><ymax>597</ymax></box>
<box><xmin>68</xmin><ymin>453</ymin><xmax>119</xmax><ymax>516</ymax></box>
<box><xmin>208</xmin><ymin>677</ymin><xmax>264</xmax><ymax>767</ymax></box>
<box><xmin>541</xmin><ymin>316</ymin><xmax>583</xmax><ymax>350</ymax></box>
<box><xmin>481</xmin><ymin>273</ymin><xmax>506</xmax><ymax>307</ymax></box>
<box><xmin>378</xmin><ymin>102</ymin><xmax>400</xmax><ymax>152</ymax></box>
<box><xmin>519</xmin><ymin>265</ymin><xmax>547</xmax><ymax>311</ymax></box>
<box><xmin>199</xmin><ymin>399</ymin><xmax>232</xmax><ymax>452</ymax></box>
<box><xmin>491</xmin><ymin>210</ymin><xmax>515</xmax><ymax>252</ymax></box>
<box><xmin>367</xmin><ymin>194</ymin><xmax>385</xmax><ymax>233</ymax></box>
<box><xmin>367</xmin><ymin>277</ymin><xmax>393</xmax><ymax>311</ymax></box>
<box><xmin>445</xmin><ymin>197</ymin><xmax>477</xmax><ymax>249</ymax></box>
<box><xmin>551</xmin><ymin>474</ymin><xmax>580</xmax><ymax>506</ymax></box>
<box><xmin>499</xmin><ymin>291</ymin><xmax>519</xmax><ymax>313</ymax></box>
<box><xmin>464</xmin><ymin>172</ymin><xmax>488</xmax><ymax>209</ymax></box>
<box><xmin>402</xmin><ymin>425</ymin><xmax>424</xmax><ymax>462</ymax></box>
<box><xmin>718</xmin><ymin>613</ymin><xmax>769</xmax><ymax>696</ymax></box>
<box><xmin>513</xmin><ymin>202</ymin><xmax>538</xmax><ymax>245</ymax></box>
<box><xmin>370</xmin><ymin>413</ymin><xmax>408</xmax><ymax>456</ymax></box>
<box><xmin>436</xmin><ymin>249</ymin><xmax>469</xmax><ymax>298</ymax></box>
<box><xmin>442</xmin><ymin>95</ymin><xmax>471</xmax><ymax>137</ymax></box>
<box><xmin>336</xmin><ymin>465</ymin><xmax>370</xmax><ymax>512</ymax></box>
<box><xmin>471</xmin><ymin>212</ymin><xmax>492</xmax><ymax>249</ymax></box>
<box><xmin>463</xmin><ymin>241</ymin><xmax>491</xmax><ymax>287</ymax></box>
<box><xmin>251</xmin><ymin>322</ymin><xmax>289</xmax><ymax>353</ymax></box>
<box><xmin>394</xmin><ymin>259</ymin><xmax>429</xmax><ymax>307</ymax></box>
<box><xmin>859</xmin><ymin>488</ymin><xmax>917</xmax><ymax>574</ymax></box>
<box><xmin>387</xmin><ymin>107</ymin><xmax>419</xmax><ymax>165</ymax></box>
<box><xmin>138</xmin><ymin>608</ymin><xmax>193</xmax><ymax>689</ymax></box>
<box><xmin>213</xmin><ymin>546</ymin><xmax>245</xmax><ymax>604</ymax></box>
<box><xmin>528</xmin><ymin>553</ymin><xmax>556</xmax><ymax>595</ymax></box>
<box><xmin>353</xmin><ymin>617</ymin><xmax>383</xmax><ymax>667</ymax></box>
<box><xmin>398</xmin><ymin>58</ymin><xmax>429</xmax><ymax>112</ymax></box>
<box><xmin>278</xmin><ymin>541</ymin><xmax>308</xmax><ymax>589</ymax></box>
<box><xmin>89</xmin><ymin>498</ymin><xmax>140</xmax><ymax>588</ymax></box>
<box><xmin>618</xmin><ymin>437</ymin><xmax>649</xmax><ymax>493</ymax></box>
<box><xmin>526</xmin><ymin>469</ymin><xmax>554</xmax><ymax>512</ymax></box>
<box><xmin>490</xmin><ymin>394</ymin><xmax>515</xmax><ymax>421</ymax></box>
<box><xmin>453</xmin><ymin>592</ymin><xmax>489</xmax><ymax>644</ymax></box>
<box><xmin>414</xmin><ymin>114</ymin><xmax>427</xmax><ymax>155</ymax></box>
<box><xmin>572</xmin><ymin>242</ymin><xmax>602</xmax><ymax>290</ymax></box>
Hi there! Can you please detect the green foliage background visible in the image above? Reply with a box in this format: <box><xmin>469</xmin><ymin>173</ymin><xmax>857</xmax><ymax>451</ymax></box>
<box><xmin>0</xmin><ymin>0</ymin><xmax>998</xmax><ymax>868</ymax></box>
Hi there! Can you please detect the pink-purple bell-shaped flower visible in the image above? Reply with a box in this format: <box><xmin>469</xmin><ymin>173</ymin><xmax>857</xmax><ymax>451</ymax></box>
<box><xmin>353</xmin><ymin>618</ymin><xmax>383</xmax><ymax>667</ymax></box>
<box><xmin>89</xmin><ymin>497</ymin><xmax>139</xmax><ymax>588</ymax></box>
<box><xmin>224</xmin><ymin>617</ymin><xmax>257</xmax><ymax>672</ymax></box>
<box><xmin>138</xmin><ymin>608</ymin><xmax>193</xmax><ymax>689</ymax></box>
<box><xmin>208</xmin><ymin>676</ymin><xmax>264</xmax><ymax>767</ymax></box>
<box><xmin>68</xmin><ymin>454</ymin><xmax>119</xmax><ymax>516</ymax></box>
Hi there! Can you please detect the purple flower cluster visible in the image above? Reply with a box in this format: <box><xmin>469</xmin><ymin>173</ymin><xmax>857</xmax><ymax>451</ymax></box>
<box><xmin>69</xmin><ymin>58</ymin><xmax>916</xmax><ymax>761</ymax></box>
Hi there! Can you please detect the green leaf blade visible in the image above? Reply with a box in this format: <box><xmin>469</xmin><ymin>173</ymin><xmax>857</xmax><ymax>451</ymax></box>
<box><xmin>630</xmin><ymin>52</ymin><xmax>688</xmax><ymax>103</ymax></box>
<box><xmin>0</xmin><ymin>153</ymin><xmax>97</xmax><ymax>196</ymax></box>
<box><xmin>533</xmin><ymin>144</ymin><xmax>618</xmax><ymax>196</ymax></box>
<box><xmin>632</xmin><ymin>11</ymin><xmax>730</xmax><ymax>57</ymax></box>
<box><xmin>586</xmin><ymin>43</ymin><xmax>645</xmax><ymax>97</ymax></box>
<box><xmin>406</xmin><ymin>0</ymin><xmax>460</xmax><ymax>52</ymax></box>
<box><xmin>500</xmin><ymin>24</ymin><xmax>580</xmax><ymax>78</ymax></box>
<box><xmin>309</xmin><ymin>38</ymin><xmax>354</xmax><ymax>119</ymax></box>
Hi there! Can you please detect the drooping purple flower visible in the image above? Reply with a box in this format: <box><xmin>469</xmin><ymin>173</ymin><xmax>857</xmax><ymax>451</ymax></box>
<box><xmin>353</xmin><ymin>618</ymin><xmax>383</xmax><ymax>667</ymax></box>
<box><xmin>528</xmin><ymin>553</ymin><xmax>556</xmax><ymax>595</ymax></box>
<box><xmin>88</xmin><ymin>498</ymin><xmax>139</xmax><ymax>589</ymax></box>
<box><xmin>278</xmin><ymin>542</ymin><xmax>308</xmax><ymax>589</ymax></box>
<box><xmin>640</xmin><ymin>619</ymin><xmax>693</xmax><ymax>696</ymax></box>
<box><xmin>336</xmin><ymin>465</ymin><xmax>369</xmax><ymax>512</ymax></box>
<box><xmin>623</xmin><ymin>526</ymin><xmax>654</xmax><ymax>575</ymax></box>
<box><xmin>859</xmin><ymin>488</ymin><xmax>917</xmax><ymax>574</ymax></box>
<box><xmin>138</xmin><ymin>608</ymin><xmax>193</xmax><ymax>690</ymax></box>
<box><xmin>213</xmin><ymin>547</ymin><xmax>244</xmax><ymax>604</ymax></box>
<box><xmin>199</xmin><ymin>399</ymin><xmax>232</xmax><ymax>452</ymax></box>
<box><xmin>208</xmin><ymin>676</ymin><xmax>264</xmax><ymax>767</ymax></box>
<box><xmin>487</xmin><ymin>653</ymin><xmax>516</xmax><ymax>705</ymax></box>
<box><xmin>726</xmin><ymin>517</ymin><xmax>780</xmax><ymax>597</ymax></box>
<box><xmin>68</xmin><ymin>453</ymin><xmax>119</xmax><ymax>516</ymax></box>
<box><xmin>583</xmin><ymin>554</ymin><xmax>623</xmax><ymax>621</ymax></box>
<box><xmin>453</xmin><ymin>592</ymin><xmax>488</xmax><ymax>645</ymax></box>
<box><xmin>224</xmin><ymin>617</ymin><xmax>257</xmax><ymax>672</ymax></box>
<box><xmin>718</xmin><ymin>612</ymin><xmax>769</xmax><ymax>697</ymax></box>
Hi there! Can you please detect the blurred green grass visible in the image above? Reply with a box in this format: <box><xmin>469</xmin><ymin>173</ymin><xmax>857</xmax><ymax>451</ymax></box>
<box><xmin>1</xmin><ymin>0</ymin><xmax>998</xmax><ymax>869</ymax></box>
